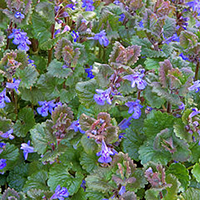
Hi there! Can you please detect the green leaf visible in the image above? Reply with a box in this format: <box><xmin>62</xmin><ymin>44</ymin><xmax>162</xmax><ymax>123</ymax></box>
<box><xmin>81</xmin><ymin>135</ymin><xmax>98</xmax><ymax>154</ymax></box>
<box><xmin>80</xmin><ymin>151</ymin><xmax>98</xmax><ymax>173</ymax></box>
<box><xmin>76</xmin><ymin>79</ymin><xmax>97</xmax><ymax>108</ymax></box>
<box><xmin>0</xmin><ymin>117</ymin><xmax>12</xmax><ymax>133</ymax></box>
<box><xmin>7</xmin><ymin>163</ymin><xmax>29</xmax><ymax>191</ymax></box>
<box><xmin>163</xmin><ymin>174</ymin><xmax>181</xmax><ymax>200</ymax></box>
<box><xmin>23</xmin><ymin>170</ymin><xmax>49</xmax><ymax>192</ymax></box>
<box><xmin>144</xmin><ymin>58</ymin><xmax>162</xmax><ymax>71</ymax></box>
<box><xmin>0</xmin><ymin>143</ymin><xmax>19</xmax><ymax>172</ymax></box>
<box><xmin>86</xmin><ymin>167</ymin><xmax>114</xmax><ymax>192</ymax></box>
<box><xmin>35</xmin><ymin>2</ymin><xmax>55</xmax><ymax>24</ymax></box>
<box><xmin>189</xmin><ymin>142</ymin><xmax>200</xmax><ymax>163</ymax></box>
<box><xmin>14</xmin><ymin>107</ymin><xmax>35</xmax><ymax>137</ymax></box>
<box><xmin>144</xmin><ymin>86</ymin><xmax>165</xmax><ymax>108</ymax></box>
<box><xmin>85</xmin><ymin>189</ymin><xmax>105</xmax><ymax>200</ymax></box>
<box><xmin>122</xmin><ymin>115</ymin><xmax>146</xmax><ymax>161</ymax></box>
<box><xmin>145</xmin><ymin>188</ymin><xmax>160</xmax><ymax>200</ymax></box>
<box><xmin>32</xmin><ymin>12</ymin><xmax>51</xmax><ymax>45</ymax></box>
<box><xmin>20</xmin><ymin>87</ymin><xmax>45</xmax><ymax>104</ymax></box>
<box><xmin>93</xmin><ymin>63</ymin><xmax>114</xmax><ymax>88</ymax></box>
<box><xmin>192</xmin><ymin>163</ymin><xmax>200</xmax><ymax>183</ymax></box>
<box><xmin>37</xmin><ymin>74</ymin><xmax>60</xmax><ymax>100</ymax></box>
<box><xmin>47</xmin><ymin>59</ymin><xmax>73</xmax><ymax>79</ymax></box>
<box><xmin>30</xmin><ymin>122</ymin><xmax>56</xmax><ymax>155</ymax></box>
<box><xmin>166</xmin><ymin>163</ymin><xmax>190</xmax><ymax>191</ymax></box>
<box><xmin>71</xmin><ymin>188</ymin><xmax>86</xmax><ymax>200</ymax></box>
<box><xmin>163</xmin><ymin>17</ymin><xmax>176</xmax><ymax>38</ymax></box>
<box><xmin>59</xmin><ymin>88</ymin><xmax>77</xmax><ymax>103</ymax></box>
<box><xmin>139</xmin><ymin>139</ymin><xmax>171</xmax><ymax>165</ymax></box>
<box><xmin>48</xmin><ymin>164</ymin><xmax>84</xmax><ymax>195</ymax></box>
<box><xmin>144</xmin><ymin>110</ymin><xmax>175</xmax><ymax>138</ymax></box>
<box><xmin>180</xmin><ymin>188</ymin><xmax>200</xmax><ymax>199</ymax></box>
<box><xmin>16</xmin><ymin>65</ymin><xmax>39</xmax><ymax>89</ymax></box>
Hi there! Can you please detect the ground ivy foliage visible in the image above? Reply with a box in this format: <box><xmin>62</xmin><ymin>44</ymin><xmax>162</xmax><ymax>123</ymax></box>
<box><xmin>1</xmin><ymin>0</ymin><xmax>200</xmax><ymax>199</ymax></box>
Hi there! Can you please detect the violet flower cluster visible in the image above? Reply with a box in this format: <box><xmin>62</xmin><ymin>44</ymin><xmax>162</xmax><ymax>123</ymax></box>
<box><xmin>6</xmin><ymin>78</ymin><xmax>21</xmax><ymax>93</ymax></box>
<box><xmin>85</xmin><ymin>66</ymin><xmax>95</xmax><ymax>79</ymax></box>
<box><xmin>82</xmin><ymin>0</ymin><xmax>94</xmax><ymax>11</ymax></box>
<box><xmin>188</xmin><ymin>80</ymin><xmax>200</xmax><ymax>92</ymax></box>
<box><xmin>0</xmin><ymin>89</ymin><xmax>11</xmax><ymax>109</ymax></box>
<box><xmin>0</xmin><ymin>129</ymin><xmax>14</xmax><ymax>140</ymax></box>
<box><xmin>96</xmin><ymin>140</ymin><xmax>116</xmax><ymax>163</ymax></box>
<box><xmin>89</xmin><ymin>30</ymin><xmax>109</xmax><ymax>47</ymax></box>
<box><xmin>8</xmin><ymin>29</ymin><xmax>31</xmax><ymax>51</ymax></box>
<box><xmin>125</xmin><ymin>99</ymin><xmax>143</xmax><ymax>119</ymax></box>
<box><xmin>51</xmin><ymin>185</ymin><xmax>69</xmax><ymax>200</ymax></box>
<box><xmin>37</xmin><ymin>100</ymin><xmax>62</xmax><ymax>117</ymax></box>
<box><xmin>14</xmin><ymin>12</ymin><xmax>25</xmax><ymax>19</ymax></box>
<box><xmin>94</xmin><ymin>87</ymin><xmax>112</xmax><ymax>105</ymax></box>
<box><xmin>69</xmin><ymin>119</ymin><xmax>85</xmax><ymax>134</ymax></box>
<box><xmin>123</xmin><ymin>70</ymin><xmax>147</xmax><ymax>90</ymax></box>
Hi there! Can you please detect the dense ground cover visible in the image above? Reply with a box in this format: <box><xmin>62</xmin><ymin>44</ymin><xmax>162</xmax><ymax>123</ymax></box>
<box><xmin>1</xmin><ymin>0</ymin><xmax>200</xmax><ymax>199</ymax></box>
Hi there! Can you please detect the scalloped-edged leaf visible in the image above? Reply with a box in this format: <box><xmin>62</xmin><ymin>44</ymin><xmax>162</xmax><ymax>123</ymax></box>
<box><xmin>189</xmin><ymin>142</ymin><xmax>200</xmax><ymax>163</ymax></box>
<box><xmin>93</xmin><ymin>63</ymin><xmax>114</xmax><ymax>88</ymax></box>
<box><xmin>144</xmin><ymin>110</ymin><xmax>175</xmax><ymax>138</ymax></box>
<box><xmin>122</xmin><ymin>114</ymin><xmax>146</xmax><ymax>161</ymax></box>
<box><xmin>0</xmin><ymin>143</ymin><xmax>19</xmax><ymax>173</ymax></box>
<box><xmin>27</xmin><ymin>189</ymin><xmax>52</xmax><ymax>200</ymax></box>
<box><xmin>180</xmin><ymin>30</ymin><xmax>198</xmax><ymax>49</ymax></box>
<box><xmin>145</xmin><ymin>188</ymin><xmax>161</xmax><ymax>200</ymax></box>
<box><xmin>80</xmin><ymin>151</ymin><xmax>98</xmax><ymax>173</ymax></box>
<box><xmin>109</xmin><ymin>41</ymin><xmax>141</xmax><ymax>67</ymax></box>
<box><xmin>47</xmin><ymin>59</ymin><xmax>72</xmax><ymax>79</ymax></box>
<box><xmin>16</xmin><ymin>65</ymin><xmax>39</xmax><ymax>89</ymax></box>
<box><xmin>139</xmin><ymin>139</ymin><xmax>171</xmax><ymax>165</ymax></box>
<box><xmin>7</xmin><ymin>163</ymin><xmax>29</xmax><ymax>192</ymax></box>
<box><xmin>32</xmin><ymin>12</ymin><xmax>51</xmax><ymax>45</ymax></box>
<box><xmin>35</xmin><ymin>2</ymin><xmax>55</xmax><ymax>24</ymax></box>
<box><xmin>85</xmin><ymin>189</ymin><xmax>105</xmax><ymax>200</ymax></box>
<box><xmin>151</xmin><ymin>82</ymin><xmax>181</xmax><ymax>105</ymax></box>
<box><xmin>20</xmin><ymin>87</ymin><xmax>45</xmax><ymax>104</ymax></box>
<box><xmin>81</xmin><ymin>135</ymin><xmax>98</xmax><ymax>154</ymax></box>
<box><xmin>14</xmin><ymin>107</ymin><xmax>35</xmax><ymax>137</ymax></box>
<box><xmin>37</xmin><ymin>74</ymin><xmax>60</xmax><ymax>100</ymax></box>
<box><xmin>163</xmin><ymin>17</ymin><xmax>176</xmax><ymax>38</ymax></box>
<box><xmin>71</xmin><ymin>188</ymin><xmax>86</xmax><ymax>200</ymax></box>
<box><xmin>86</xmin><ymin>167</ymin><xmax>114</xmax><ymax>192</ymax></box>
<box><xmin>76</xmin><ymin>79</ymin><xmax>97</xmax><ymax>108</ymax></box>
<box><xmin>30</xmin><ymin>122</ymin><xmax>56</xmax><ymax>155</ymax></box>
<box><xmin>180</xmin><ymin>188</ymin><xmax>200</xmax><ymax>199</ymax></box>
<box><xmin>192</xmin><ymin>163</ymin><xmax>200</xmax><ymax>183</ymax></box>
<box><xmin>144</xmin><ymin>85</ymin><xmax>165</xmax><ymax>108</ymax></box>
<box><xmin>48</xmin><ymin>164</ymin><xmax>84</xmax><ymax>195</ymax></box>
<box><xmin>23</xmin><ymin>170</ymin><xmax>49</xmax><ymax>192</ymax></box>
<box><xmin>144</xmin><ymin>58</ymin><xmax>162</xmax><ymax>72</ymax></box>
<box><xmin>0</xmin><ymin>117</ymin><xmax>12</xmax><ymax>133</ymax></box>
<box><xmin>166</xmin><ymin>163</ymin><xmax>190</xmax><ymax>191</ymax></box>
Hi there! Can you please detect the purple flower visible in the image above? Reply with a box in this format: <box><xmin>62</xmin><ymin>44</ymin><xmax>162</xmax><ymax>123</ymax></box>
<box><xmin>8</xmin><ymin>29</ymin><xmax>31</xmax><ymax>51</ymax></box>
<box><xmin>0</xmin><ymin>143</ymin><xmax>6</xmax><ymax>154</ymax></box>
<box><xmin>37</xmin><ymin>100</ymin><xmax>55</xmax><ymax>117</ymax></box>
<box><xmin>14</xmin><ymin>12</ymin><xmax>25</xmax><ymax>19</ymax></box>
<box><xmin>69</xmin><ymin>119</ymin><xmax>85</xmax><ymax>134</ymax></box>
<box><xmin>66</xmin><ymin>4</ymin><xmax>76</xmax><ymax>10</ymax></box>
<box><xmin>82</xmin><ymin>0</ymin><xmax>94</xmax><ymax>11</ymax></box>
<box><xmin>6</xmin><ymin>78</ymin><xmax>21</xmax><ymax>93</ymax></box>
<box><xmin>51</xmin><ymin>185</ymin><xmax>69</xmax><ymax>200</ymax></box>
<box><xmin>186</xmin><ymin>0</ymin><xmax>200</xmax><ymax>15</ymax></box>
<box><xmin>188</xmin><ymin>80</ymin><xmax>200</xmax><ymax>92</ymax></box>
<box><xmin>0</xmin><ymin>159</ymin><xmax>6</xmax><ymax>170</ymax></box>
<box><xmin>163</xmin><ymin>33</ymin><xmax>180</xmax><ymax>44</ymax></box>
<box><xmin>0</xmin><ymin>129</ymin><xmax>14</xmax><ymax>140</ymax></box>
<box><xmin>139</xmin><ymin>20</ymin><xmax>144</xmax><ymax>28</ymax></box>
<box><xmin>94</xmin><ymin>87</ymin><xmax>112</xmax><ymax>105</ymax></box>
<box><xmin>179</xmin><ymin>53</ymin><xmax>190</xmax><ymax>61</ymax></box>
<box><xmin>118</xmin><ymin>116</ymin><xmax>132</xmax><ymax>130</ymax></box>
<box><xmin>89</xmin><ymin>30</ymin><xmax>109</xmax><ymax>47</ymax></box>
<box><xmin>119</xmin><ymin>13</ymin><xmax>125</xmax><ymax>22</ymax></box>
<box><xmin>96</xmin><ymin>140</ymin><xmax>116</xmax><ymax>163</ymax></box>
<box><xmin>125</xmin><ymin>100</ymin><xmax>143</xmax><ymax>119</ymax></box>
<box><xmin>85</xmin><ymin>66</ymin><xmax>95</xmax><ymax>79</ymax></box>
<box><xmin>0</xmin><ymin>89</ymin><xmax>11</xmax><ymax>108</ymax></box>
<box><xmin>179</xmin><ymin>102</ymin><xmax>185</xmax><ymax>110</ymax></box>
<box><xmin>123</xmin><ymin>71</ymin><xmax>147</xmax><ymax>90</ymax></box>
<box><xmin>119</xmin><ymin>186</ymin><xmax>126</xmax><ymax>196</ymax></box>
<box><xmin>20</xmin><ymin>140</ymin><xmax>35</xmax><ymax>160</ymax></box>
<box><xmin>189</xmin><ymin>108</ymin><xmax>200</xmax><ymax>118</ymax></box>
<box><xmin>71</xmin><ymin>30</ymin><xmax>79</xmax><ymax>42</ymax></box>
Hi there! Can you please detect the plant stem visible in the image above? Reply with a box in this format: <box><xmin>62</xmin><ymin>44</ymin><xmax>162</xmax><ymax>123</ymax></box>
<box><xmin>167</xmin><ymin>101</ymin><xmax>171</xmax><ymax>113</ymax></box>
<box><xmin>195</xmin><ymin>59</ymin><xmax>200</xmax><ymax>81</ymax></box>
<box><xmin>5</xmin><ymin>21</ymin><xmax>13</xmax><ymax>50</ymax></box>
<box><xmin>47</xmin><ymin>24</ymin><xmax>55</xmax><ymax>66</ymax></box>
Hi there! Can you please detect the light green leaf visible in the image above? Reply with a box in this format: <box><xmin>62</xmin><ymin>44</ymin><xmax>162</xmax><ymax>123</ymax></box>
<box><xmin>192</xmin><ymin>163</ymin><xmax>200</xmax><ymax>183</ymax></box>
